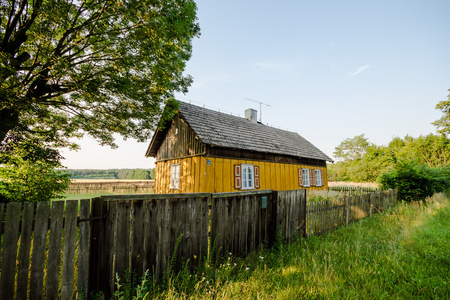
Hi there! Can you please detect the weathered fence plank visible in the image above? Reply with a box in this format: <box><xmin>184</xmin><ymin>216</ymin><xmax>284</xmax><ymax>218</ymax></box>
<box><xmin>77</xmin><ymin>199</ymin><xmax>91</xmax><ymax>300</ymax></box>
<box><xmin>145</xmin><ymin>200</ymin><xmax>159</xmax><ymax>279</ymax></box>
<box><xmin>100</xmin><ymin>200</ymin><xmax>116</xmax><ymax>300</ymax></box>
<box><xmin>88</xmin><ymin>197</ymin><xmax>103</xmax><ymax>295</ymax></box>
<box><xmin>30</xmin><ymin>202</ymin><xmax>50</xmax><ymax>300</ymax></box>
<box><xmin>46</xmin><ymin>201</ymin><xmax>64</xmax><ymax>300</ymax></box>
<box><xmin>17</xmin><ymin>202</ymin><xmax>34</xmax><ymax>300</ymax></box>
<box><xmin>115</xmin><ymin>201</ymin><xmax>132</xmax><ymax>282</ymax></box>
<box><xmin>61</xmin><ymin>200</ymin><xmax>79</xmax><ymax>300</ymax></box>
<box><xmin>131</xmin><ymin>200</ymin><xmax>146</xmax><ymax>279</ymax></box>
<box><xmin>0</xmin><ymin>202</ymin><xmax>22</xmax><ymax>300</ymax></box>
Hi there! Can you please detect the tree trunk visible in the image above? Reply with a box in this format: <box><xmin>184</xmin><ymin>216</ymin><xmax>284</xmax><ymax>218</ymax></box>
<box><xmin>0</xmin><ymin>107</ymin><xmax>19</xmax><ymax>144</ymax></box>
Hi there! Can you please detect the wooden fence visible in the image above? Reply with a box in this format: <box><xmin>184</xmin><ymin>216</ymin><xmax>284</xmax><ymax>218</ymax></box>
<box><xmin>328</xmin><ymin>186</ymin><xmax>380</xmax><ymax>195</ymax></box>
<box><xmin>211</xmin><ymin>190</ymin><xmax>275</xmax><ymax>259</ymax></box>
<box><xmin>0</xmin><ymin>200</ymin><xmax>90</xmax><ymax>300</ymax></box>
<box><xmin>67</xmin><ymin>180</ymin><xmax>155</xmax><ymax>194</ymax></box>
<box><xmin>89</xmin><ymin>193</ymin><xmax>210</xmax><ymax>299</ymax></box>
<box><xmin>307</xmin><ymin>189</ymin><xmax>397</xmax><ymax>236</ymax></box>
<box><xmin>274</xmin><ymin>189</ymin><xmax>307</xmax><ymax>243</ymax></box>
<box><xmin>0</xmin><ymin>188</ymin><xmax>396</xmax><ymax>298</ymax></box>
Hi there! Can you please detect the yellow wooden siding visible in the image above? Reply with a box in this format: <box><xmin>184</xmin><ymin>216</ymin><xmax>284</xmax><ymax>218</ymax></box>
<box><xmin>155</xmin><ymin>157</ymin><xmax>328</xmax><ymax>194</ymax></box>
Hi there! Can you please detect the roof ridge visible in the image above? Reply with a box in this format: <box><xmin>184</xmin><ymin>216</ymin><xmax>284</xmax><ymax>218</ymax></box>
<box><xmin>177</xmin><ymin>101</ymin><xmax>333</xmax><ymax>162</ymax></box>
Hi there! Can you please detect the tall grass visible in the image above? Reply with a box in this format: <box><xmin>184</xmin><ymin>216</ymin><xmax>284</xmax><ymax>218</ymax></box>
<box><xmin>112</xmin><ymin>194</ymin><xmax>450</xmax><ymax>299</ymax></box>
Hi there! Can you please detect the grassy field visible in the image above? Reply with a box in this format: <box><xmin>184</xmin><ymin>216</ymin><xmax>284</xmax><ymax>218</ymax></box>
<box><xmin>117</xmin><ymin>193</ymin><xmax>450</xmax><ymax>299</ymax></box>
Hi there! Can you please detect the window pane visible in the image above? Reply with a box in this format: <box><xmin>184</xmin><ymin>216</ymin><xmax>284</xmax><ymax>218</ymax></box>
<box><xmin>241</xmin><ymin>164</ymin><xmax>254</xmax><ymax>189</ymax></box>
<box><xmin>303</xmin><ymin>169</ymin><xmax>310</xmax><ymax>186</ymax></box>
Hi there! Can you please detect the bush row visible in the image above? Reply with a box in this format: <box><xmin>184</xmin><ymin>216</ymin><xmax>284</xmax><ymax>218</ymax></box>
<box><xmin>379</xmin><ymin>160</ymin><xmax>450</xmax><ymax>202</ymax></box>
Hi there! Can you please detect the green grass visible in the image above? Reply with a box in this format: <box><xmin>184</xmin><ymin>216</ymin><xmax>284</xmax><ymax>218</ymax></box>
<box><xmin>115</xmin><ymin>193</ymin><xmax>450</xmax><ymax>299</ymax></box>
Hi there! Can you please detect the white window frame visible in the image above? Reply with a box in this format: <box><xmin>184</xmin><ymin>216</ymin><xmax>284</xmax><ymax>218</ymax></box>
<box><xmin>170</xmin><ymin>164</ymin><xmax>180</xmax><ymax>189</ymax></box>
<box><xmin>302</xmin><ymin>169</ymin><xmax>310</xmax><ymax>187</ymax></box>
<box><xmin>315</xmin><ymin>169</ymin><xmax>322</xmax><ymax>187</ymax></box>
<box><xmin>241</xmin><ymin>164</ymin><xmax>254</xmax><ymax>190</ymax></box>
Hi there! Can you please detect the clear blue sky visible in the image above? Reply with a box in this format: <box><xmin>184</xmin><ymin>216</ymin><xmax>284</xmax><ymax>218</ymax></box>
<box><xmin>61</xmin><ymin>0</ymin><xmax>450</xmax><ymax>169</ymax></box>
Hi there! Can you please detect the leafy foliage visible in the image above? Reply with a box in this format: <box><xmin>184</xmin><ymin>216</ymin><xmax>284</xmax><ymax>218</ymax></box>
<box><xmin>379</xmin><ymin>161</ymin><xmax>434</xmax><ymax>202</ymax></box>
<box><xmin>0</xmin><ymin>156</ymin><xmax>69</xmax><ymax>203</ymax></box>
<box><xmin>328</xmin><ymin>133</ymin><xmax>450</xmax><ymax>182</ymax></box>
<box><xmin>433</xmin><ymin>89</ymin><xmax>450</xmax><ymax>135</ymax></box>
<box><xmin>333</xmin><ymin>134</ymin><xmax>370</xmax><ymax>162</ymax></box>
<box><xmin>0</xmin><ymin>134</ymin><xmax>69</xmax><ymax>202</ymax></box>
<box><xmin>0</xmin><ymin>0</ymin><xmax>200</xmax><ymax>148</ymax></box>
<box><xmin>379</xmin><ymin>160</ymin><xmax>450</xmax><ymax>202</ymax></box>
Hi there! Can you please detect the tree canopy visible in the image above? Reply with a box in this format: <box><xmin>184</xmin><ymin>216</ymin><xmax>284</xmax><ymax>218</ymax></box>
<box><xmin>0</xmin><ymin>0</ymin><xmax>200</xmax><ymax>149</ymax></box>
<box><xmin>332</xmin><ymin>134</ymin><xmax>370</xmax><ymax>162</ymax></box>
<box><xmin>328</xmin><ymin>133</ymin><xmax>450</xmax><ymax>182</ymax></box>
<box><xmin>433</xmin><ymin>89</ymin><xmax>450</xmax><ymax>135</ymax></box>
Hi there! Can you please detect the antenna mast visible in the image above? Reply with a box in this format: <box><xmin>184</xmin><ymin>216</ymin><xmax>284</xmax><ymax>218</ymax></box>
<box><xmin>244</xmin><ymin>98</ymin><xmax>271</xmax><ymax>122</ymax></box>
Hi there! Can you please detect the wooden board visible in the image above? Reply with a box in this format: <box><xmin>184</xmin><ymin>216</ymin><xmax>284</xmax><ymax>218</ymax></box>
<box><xmin>61</xmin><ymin>200</ymin><xmax>79</xmax><ymax>299</ymax></box>
<box><xmin>30</xmin><ymin>202</ymin><xmax>50</xmax><ymax>300</ymax></box>
<box><xmin>77</xmin><ymin>199</ymin><xmax>91</xmax><ymax>300</ymax></box>
<box><xmin>0</xmin><ymin>203</ymin><xmax>21</xmax><ymax>300</ymax></box>
<box><xmin>46</xmin><ymin>201</ymin><xmax>64</xmax><ymax>298</ymax></box>
<box><xmin>17</xmin><ymin>203</ymin><xmax>34</xmax><ymax>299</ymax></box>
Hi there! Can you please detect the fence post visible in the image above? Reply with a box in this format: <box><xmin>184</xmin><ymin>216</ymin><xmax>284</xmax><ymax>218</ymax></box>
<box><xmin>300</xmin><ymin>189</ymin><xmax>307</xmax><ymax>238</ymax></box>
<box><xmin>271</xmin><ymin>190</ymin><xmax>278</xmax><ymax>245</ymax></box>
<box><xmin>88</xmin><ymin>197</ymin><xmax>103</xmax><ymax>297</ymax></box>
<box><xmin>345</xmin><ymin>196</ymin><xmax>350</xmax><ymax>226</ymax></box>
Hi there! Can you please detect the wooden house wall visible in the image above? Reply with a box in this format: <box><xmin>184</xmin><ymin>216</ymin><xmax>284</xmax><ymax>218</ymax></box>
<box><xmin>155</xmin><ymin>115</ymin><xmax>205</xmax><ymax>161</ymax></box>
<box><xmin>155</xmin><ymin>156</ymin><xmax>328</xmax><ymax>194</ymax></box>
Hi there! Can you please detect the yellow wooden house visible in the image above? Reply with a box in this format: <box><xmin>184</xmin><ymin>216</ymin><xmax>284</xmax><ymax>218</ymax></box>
<box><xmin>146</xmin><ymin>101</ymin><xmax>333</xmax><ymax>194</ymax></box>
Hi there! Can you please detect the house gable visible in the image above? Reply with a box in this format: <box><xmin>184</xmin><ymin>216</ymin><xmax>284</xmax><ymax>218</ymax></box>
<box><xmin>147</xmin><ymin>101</ymin><xmax>333</xmax><ymax>163</ymax></box>
<box><xmin>153</xmin><ymin>114</ymin><xmax>205</xmax><ymax>161</ymax></box>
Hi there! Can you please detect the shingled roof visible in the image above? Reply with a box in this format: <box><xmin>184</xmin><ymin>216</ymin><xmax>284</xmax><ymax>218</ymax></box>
<box><xmin>147</xmin><ymin>101</ymin><xmax>333</xmax><ymax>162</ymax></box>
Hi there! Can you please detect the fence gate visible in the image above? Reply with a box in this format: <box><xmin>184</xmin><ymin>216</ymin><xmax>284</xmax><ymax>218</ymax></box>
<box><xmin>210</xmin><ymin>190</ymin><xmax>275</xmax><ymax>259</ymax></box>
<box><xmin>274</xmin><ymin>189</ymin><xmax>307</xmax><ymax>242</ymax></box>
<box><xmin>89</xmin><ymin>193</ymin><xmax>210</xmax><ymax>299</ymax></box>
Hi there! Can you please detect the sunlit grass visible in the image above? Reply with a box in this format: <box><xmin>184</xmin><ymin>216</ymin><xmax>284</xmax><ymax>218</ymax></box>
<box><xmin>117</xmin><ymin>193</ymin><xmax>450</xmax><ymax>299</ymax></box>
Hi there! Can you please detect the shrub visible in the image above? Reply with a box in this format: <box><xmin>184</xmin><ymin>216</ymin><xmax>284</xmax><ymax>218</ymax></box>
<box><xmin>379</xmin><ymin>160</ymin><xmax>450</xmax><ymax>202</ymax></box>
<box><xmin>0</xmin><ymin>155</ymin><xmax>69</xmax><ymax>203</ymax></box>
<box><xmin>0</xmin><ymin>134</ymin><xmax>69</xmax><ymax>203</ymax></box>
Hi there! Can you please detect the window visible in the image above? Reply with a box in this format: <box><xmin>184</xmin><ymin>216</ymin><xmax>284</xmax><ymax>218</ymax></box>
<box><xmin>234</xmin><ymin>164</ymin><xmax>260</xmax><ymax>190</ymax></box>
<box><xmin>170</xmin><ymin>164</ymin><xmax>180</xmax><ymax>189</ymax></box>
<box><xmin>242</xmin><ymin>164</ymin><xmax>254</xmax><ymax>189</ymax></box>
<box><xmin>302</xmin><ymin>169</ymin><xmax>310</xmax><ymax>187</ymax></box>
<box><xmin>315</xmin><ymin>169</ymin><xmax>322</xmax><ymax>187</ymax></box>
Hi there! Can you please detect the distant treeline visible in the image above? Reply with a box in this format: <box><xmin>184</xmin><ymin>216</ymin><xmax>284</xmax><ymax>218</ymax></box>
<box><xmin>67</xmin><ymin>168</ymin><xmax>155</xmax><ymax>180</ymax></box>
<box><xmin>328</xmin><ymin>133</ymin><xmax>450</xmax><ymax>182</ymax></box>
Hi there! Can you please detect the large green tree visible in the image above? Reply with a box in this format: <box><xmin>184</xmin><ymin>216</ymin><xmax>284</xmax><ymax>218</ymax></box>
<box><xmin>0</xmin><ymin>0</ymin><xmax>200</xmax><ymax>149</ymax></box>
<box><xmin>433</xmin><ymin>89</ymin><xmax>450</xmax><ymax>135</ymax></box>
<box><xmin>333</xmin><ymin>134</ymin><xmax>370</xmax><ymax>162</ymax></box>
<box><xmin>328</xmin><ymin>133</ymin><xmax>450</xmax><ymax>183</ymax></box>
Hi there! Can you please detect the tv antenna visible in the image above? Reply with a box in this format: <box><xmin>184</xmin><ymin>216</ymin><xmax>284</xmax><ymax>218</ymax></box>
<box><xmin>244</xmin><ymin>98</ymin><xmax>271</xmax><ymax>122</ymax></box>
